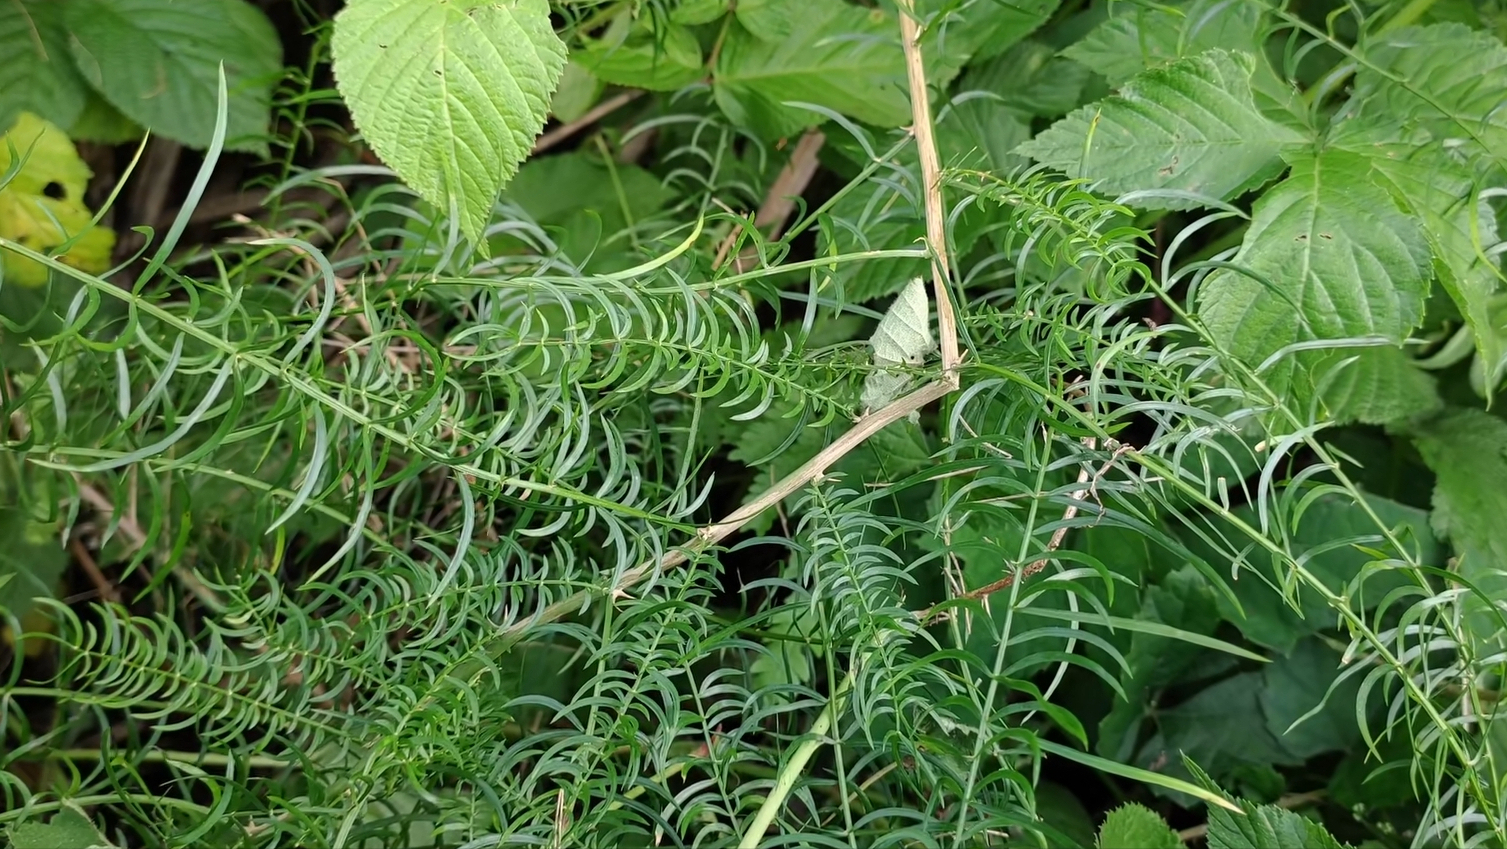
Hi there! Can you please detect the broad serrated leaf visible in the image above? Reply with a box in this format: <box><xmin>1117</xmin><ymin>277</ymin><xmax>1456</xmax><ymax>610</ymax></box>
<box><xmin>578</xmin><ymin>17</ymin><xmax>703</xmax><ymax>91</ymax></box>
<box><xmin>1355</xmin><ymin>23</ymin><xmax>1507</xmax><ymax>168</ymax></box>
<box><xmin>713</xmin><ymin>0</ymin><xmax>908</xmax><ymax>139</ymax></box>
<box><xmin>0</xmin><ymin>1</ymin><xmax>90</xmax><ymax>131</ymax></box>
<box><xmin>1206</xmin><ymin>801</ymin><xmax>1349</xmax><ymax>849</ymax></box>
<box><xmin>1333</xmin><ymin>122</ymin><xmax>1504</xmax><ymax>389</ymax></box>
<box><xmin>63</xmin><ymin>0</ymin><xmax>281</xmax><ymax>152</ymax></box>
<box><xmin>333</xmin><ymin>0</ymin><xmax>567</xmax><ymax>248</ymax></box>
<box><xmin>712</xmin><ymin>0</ymin><xmax>1007</xmax><ymax>138</ymax></box>
<box><xmin>1063</xmin><ymin>0</ymin><xmax>1263</xmax><ymax>85</ymax></box>
<box><xmin>1407</xmin><ymin>408</ymin><xmax>1507</xmax><ymax>643</ymax></box>
<box><xmin>962</xmin><ymin>39</ymin><xmax>1093</xmax><ymax>118</ymax></box>
<box><xmin>1196</xmin><ymin>149</ymin><xmax>1431</xmax><ymax>399</ymax></box>
<box><xmin>1316</xmin><ymin>345</ymin><xmax>1440</xmax><ymax>425</ymax></box>
<box><xmin>922</xmin><ymin>0</ymin><xmax>1059</xmax><ymax>64</ymax></box>
<box><xmin>1097</xmin><ymin>803</ymin><xmax>1180</xmax><ymax>849</ymax></box>
<box><xmin>1019</xmin><ymin>51</ymin><xmax>1302</xmax><ymax>209</ymax></box>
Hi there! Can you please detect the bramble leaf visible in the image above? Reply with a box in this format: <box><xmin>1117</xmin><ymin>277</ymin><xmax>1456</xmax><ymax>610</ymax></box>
<box><xmin>1097</xmin><ymin>803</ymin><xmax>1180</xmax><ymax>849</ymax></box>
<box><xmin>1333</xmin><ymin>122</ymin><xmax>1505</xmax><ymax>390</ymax></box>
<box><xmin>713</xmin><ymin>0</ymin><xmax>908</xmax><ymax>139</ymax></box>
<box><xmin>1355</xmin><ymin>23</ymin><xmax>1507</xmax><ymax>168</ymax></box>
<box><xmin>1407</xmin><ymin>408</ymin><xmax>1507</xmax><ymax>643</ymax></box>
<box><xmin>1196</xmin><ymin>149</ymin><xmax>1431</xmax><ymax>398</ymax></box>
<box><xmin>578</xmin><ymin>17</ymin><xmax>703</xmax><ymax>91</ymax></box>
<box><xmin>63</xmin><ymin>0</ymin><xmax>281</xmax><ymax>152</ymax></box>
<box><xmin>1063</xmin><ymin>0</ymin><xmax>1263</xmax><ymax>85</ymax></box>
<box><xmin>1018</xmin><ymin>50</ymin><xmax>1302</xmax><ymax>209</ymax></box>
<box><xmin>332</xmin><ymin>0</ymin><xmax>567</xmax><ymax>248</ymax></box>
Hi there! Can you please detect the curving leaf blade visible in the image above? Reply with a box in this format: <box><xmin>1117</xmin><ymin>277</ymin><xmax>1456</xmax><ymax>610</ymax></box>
<box><xmin>333</xmin><ymin>0</ymin><xmax>567</xmax><ymax>250</ymax></box>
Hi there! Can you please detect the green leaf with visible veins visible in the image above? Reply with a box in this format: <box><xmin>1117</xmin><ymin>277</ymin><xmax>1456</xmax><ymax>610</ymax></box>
<box><xmin>1333</xmin><ymin>120</ymin><xmax>1504</xmax><ymax>389</ymax></box>
<box><xmin>0</xmin><ymin>1</ymin><xmax>90</xmax><ymax>131</ymax></box>
<box><xmin>578</xmin><ymin>18</ymin><xmax>703</xmax><ymax>91</ymax></box>
<box><xmin>333</xmin><ymin>0</ymin><xmax>567</xmax><ymax>249</ymax></box>
<box><xmin>713</xmin><ymin>0</ymin><xmax>908</xmax><ymax>139</ymax></box>
<box><xmin>64</xmin><ymin>0</ymin><xmax>281</xmax><ymax>152</ymax></box>
<box><xmin>1063</xmin><ymin>0</ymin><xmax>1263</xmax><ymax>86</ymax></box>
<box><xmin>1018</xmin><ymin>50</ymin><xmax>1302</xmax><ymax>209</ymax></box>
<box><xmin>1206</xmin><ymin>801</ymin><xmax>1350</xmax><ymax>849</ymax></box>
<box><xmin>1355</xmin><ymin>23</ymin><xmax>1507</xmax><ymax>169</ymax></box>
<box><xmin>1196</xmin><ymin>149</ymin><xmax>1431</xmax><ymax>400</ymax></box>
<box><xmin>1097</xmin><ymin>803</ymin><xmax>1180</xmax><ymax>849</ymax></box>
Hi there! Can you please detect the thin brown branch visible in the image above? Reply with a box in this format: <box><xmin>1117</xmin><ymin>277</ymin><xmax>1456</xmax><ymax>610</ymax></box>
<box><xmin>895</xmin><ymin>0</ymin><xmax>959</xmax><ymax>381</ymax></box>
<box><xmin>532</xmin><ymin>90</ymin><xmax>645</xmax><ymax>156</ymax></box>
<box><xmin>919</xmin><ymin>438</ymin><xmax>1099</xmax><ymax>625</ymax></box>
<box><xmin>713</xmin><ymin>130</ymin><xmax>826</xmax><ymax>272</ymax></box>
<box><xmin>69</xmin><ymin>538</ymin><xmax>120</xmax><ymax>605</ymax></box>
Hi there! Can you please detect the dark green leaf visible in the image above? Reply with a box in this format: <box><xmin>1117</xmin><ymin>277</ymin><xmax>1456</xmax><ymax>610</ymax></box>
<box><xmin>1062</xmin><ymin>0</ymin><xmax>1263</xmax><ymax>86</ymax></box>
<box><xmin>65</xmin><ymin>0</ymin><xmax>281</xmax><ymax>152</ymax></box>
<box><xmin>0</xmin><ymin>1</ymin><xmax>90</xmax><ymax>130</ymax></box>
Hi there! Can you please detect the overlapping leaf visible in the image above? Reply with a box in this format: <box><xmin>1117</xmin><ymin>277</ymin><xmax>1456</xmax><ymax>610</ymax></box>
<box><xmin>1196</xmin><ymin>149</ymin><xmax>1431</xmax><ymax>397</ymax></box>
<box><xmin>1019</xmin><ymin>50</ymin><xmax>1302</xmax><ymax>209</ymax></box>
<box><xmin>64</xmin><ymin>0</ymin><xmax>281</xmax><ymax>152</ymax></box>
<box><xmin>333</xmin><ymin>0</ymin><xmax>567</xmax><ymax>246</ymax></box>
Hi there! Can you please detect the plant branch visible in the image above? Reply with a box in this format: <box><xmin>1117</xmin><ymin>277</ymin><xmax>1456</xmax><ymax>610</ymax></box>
<box><xmin>895</xmin><ymin>0</ymin><xmax>959</xmax><ymax>381</ymax></box>
<box><xmin>532</xmin><ymin>90</ymin><xmax>644</xmax><ymax>155</ymax></box>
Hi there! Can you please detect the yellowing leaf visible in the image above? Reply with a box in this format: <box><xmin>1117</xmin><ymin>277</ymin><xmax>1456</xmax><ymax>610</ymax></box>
<box><xmin>0</xmin><ymin>113</ymin><xmax>115</xmax><ymax>287</ymax></box>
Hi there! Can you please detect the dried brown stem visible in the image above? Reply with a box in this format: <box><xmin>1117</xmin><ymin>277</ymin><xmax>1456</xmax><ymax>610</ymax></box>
<box><xmin>919</xmin><ymin>438</ymin><xmax>1099</xmax><ymax>625</ymax></box>
<box><xmin>532</xmin><ymin>90</ymin><xmax>644</xmax><ymax>156</ymax></box>
<box><xmin>713</xmin><ymin>130</ymin><xmax>826</xmax><ymax>272</ymax></box>
<box><xmin>895</xmin><ymin>0</ymin><xmax>959</xmax><ymax>381</ymax></box>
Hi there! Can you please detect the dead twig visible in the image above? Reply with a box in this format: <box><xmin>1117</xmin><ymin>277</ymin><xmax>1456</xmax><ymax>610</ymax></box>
<box><xmin>532</xmin><ymin>90</ymin><xmax>645</xmax><ymax>156</ymax></box>
<box><xmin>713</xmin><ymin>130</ymin><xmax>826</xmax><ymax>272</ymax></box>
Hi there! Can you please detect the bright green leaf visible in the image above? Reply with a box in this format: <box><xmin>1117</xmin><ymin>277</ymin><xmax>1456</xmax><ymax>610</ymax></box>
<box><xmin>0</xmin><ymin>0</ymin><xmax>90</xmax><ymax>131</ymax></box>
<box><xmin>1206</xmin><ymin>800</ymin><xmax>1350</xmax><ymax>849</ymax></box>
<box><xmin>1196</xmin><ymin>149</ymin><xmax>1432</xmax><ymax>399</ymax></box>
<box><xmin>64</xmin><ymin>0</ymin><xmax>281</xmax><ymax>152</ymax></box>
<box><xmin>1097</xmin><ymin>803</ymin><xmax>1180</xmax><ymax>849</ymax></box>
<box><xmin>332</xmin><ymin>0</ymin><xmax>568</xmax><ymax>248</ymax></box>
<box><xmin>923</xmin><ymin>0</ymin><xmax>1059</xmax><ymax>64</ymax></box>
<box><xmin>1019</xmin><ymin>50</ymin><xmax>1301</xmax><ymax>209</ymax></box>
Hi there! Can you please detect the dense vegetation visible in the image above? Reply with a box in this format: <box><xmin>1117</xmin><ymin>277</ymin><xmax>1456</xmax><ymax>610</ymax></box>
<box><xmin>2</xmin><ymin>0</ymin><xmax>1506</xmax><ymax>846</ymax></box>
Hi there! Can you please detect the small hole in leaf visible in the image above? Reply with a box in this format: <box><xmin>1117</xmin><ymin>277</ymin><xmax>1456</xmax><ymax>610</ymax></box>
<box><xmin>42</xmin><ymin>181</ymin><xmax>65</xmax><ymax>199</ymax></box>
